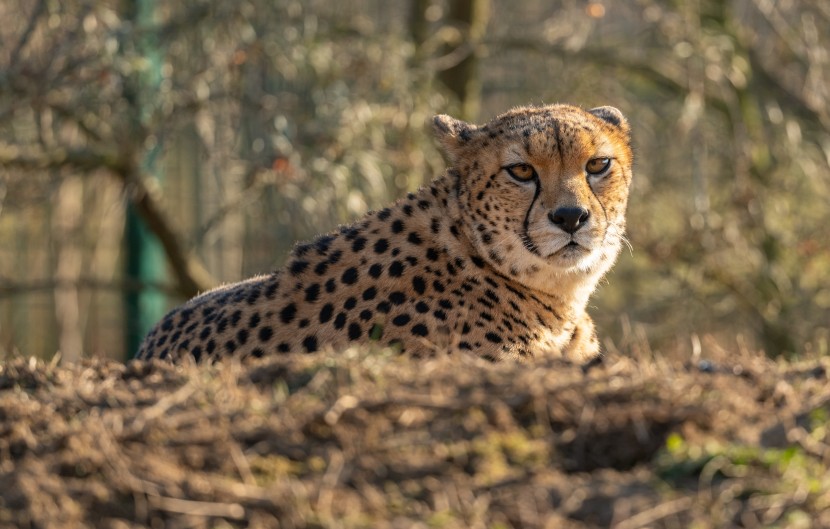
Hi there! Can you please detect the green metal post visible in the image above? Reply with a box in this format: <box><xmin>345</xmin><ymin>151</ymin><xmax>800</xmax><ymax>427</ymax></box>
<box><xmin>124</xmin><ymin>0</ymin><xmax>167</xmax><ymax>358</ymax></box>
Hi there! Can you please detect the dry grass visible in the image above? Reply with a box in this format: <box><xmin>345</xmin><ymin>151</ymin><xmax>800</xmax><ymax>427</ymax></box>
<box><xmin>1</xmin><ymin>347</ymin><xmax>829</xmax><ymax>529</ymax></box>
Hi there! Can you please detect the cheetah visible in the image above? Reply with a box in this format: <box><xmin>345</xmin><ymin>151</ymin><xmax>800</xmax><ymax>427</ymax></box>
<box><xmin>137</xmin><ymin>104</ymin><xmax>633</xmax><ymax>363</ymax></box>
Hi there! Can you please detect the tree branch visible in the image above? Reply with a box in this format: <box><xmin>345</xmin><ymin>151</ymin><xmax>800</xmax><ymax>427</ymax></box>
<box><xmin>123</xmin><ymin>173</ymin><xmax>216</xmax><ymax>299</ymax></box>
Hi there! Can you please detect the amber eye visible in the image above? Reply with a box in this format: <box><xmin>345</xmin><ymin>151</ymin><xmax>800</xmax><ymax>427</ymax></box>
<box><xmin>586</xmin><ymin>157</ymin><xmax>612</xmax><ymax>175</ymax></box>
<box><xmin>506</xmin><ymin>163</ymin><xmax>536</xmax><ymax>181</ymax></box>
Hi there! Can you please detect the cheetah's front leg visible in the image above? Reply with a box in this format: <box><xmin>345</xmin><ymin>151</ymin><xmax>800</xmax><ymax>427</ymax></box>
<box><xmin>562</xmin><ymin>312</ymin><xmax>601</xmax><ymax>363</ymax></box>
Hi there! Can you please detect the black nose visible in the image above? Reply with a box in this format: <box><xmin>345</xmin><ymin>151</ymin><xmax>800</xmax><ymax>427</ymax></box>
<box><xmin>548</xmin><ymin>207</ymin><xmax>590</xmax><ymax>234</ymax></box>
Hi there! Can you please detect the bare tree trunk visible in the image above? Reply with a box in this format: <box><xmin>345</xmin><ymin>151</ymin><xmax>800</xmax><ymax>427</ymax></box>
<box><xmin>437</xmin><ymin>0</ymin><xmax>490</xmax><ymax>121</ymax></box>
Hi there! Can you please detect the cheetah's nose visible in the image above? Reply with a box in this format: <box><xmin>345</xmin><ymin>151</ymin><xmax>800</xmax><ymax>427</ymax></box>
<box><xmin>548</xmin><ymin>207</ymin><xmax>590</xmax><ymax>234</ymax></box>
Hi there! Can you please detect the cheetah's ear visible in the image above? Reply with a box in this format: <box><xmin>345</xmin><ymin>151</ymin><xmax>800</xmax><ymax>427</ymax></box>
<box><xmin>588</xmin><ymin>106</ymin><xmax>630</xmax><ymax>135</ymax></box>
<box><xmin>433</xmin><ymin>114</ymin><xmax>477</xmax><ymax>163</ymax></box>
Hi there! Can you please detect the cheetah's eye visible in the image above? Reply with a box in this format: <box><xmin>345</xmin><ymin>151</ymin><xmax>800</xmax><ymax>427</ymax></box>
<box><xmin>586</xmin><ymin>158</ymin><xmax>612</xmax><ymax>176</ymax></box>
<box><xmin>505</xmin><ymin>163</ymin><xmax>536</xmax><ymax>181</ymax></box>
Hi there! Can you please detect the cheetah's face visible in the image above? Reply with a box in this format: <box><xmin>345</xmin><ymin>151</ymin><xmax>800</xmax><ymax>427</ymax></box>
<box><xmin>434</xmin><ymin>104</ymin><xmax>633</xmax><ymax>290</ymax></box>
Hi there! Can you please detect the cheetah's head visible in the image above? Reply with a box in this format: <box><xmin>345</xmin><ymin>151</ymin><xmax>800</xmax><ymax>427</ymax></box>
<box><xmin>434</xmin><ymin>104</ymin><xmax>633</xmax><ymax>295</ymax></box>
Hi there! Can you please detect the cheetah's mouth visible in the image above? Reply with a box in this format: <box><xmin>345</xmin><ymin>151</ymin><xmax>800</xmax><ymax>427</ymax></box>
<box><xmin>547</xmin><ymin>240</ymin><xmax>589</xmax><ymax>260</ymax></box>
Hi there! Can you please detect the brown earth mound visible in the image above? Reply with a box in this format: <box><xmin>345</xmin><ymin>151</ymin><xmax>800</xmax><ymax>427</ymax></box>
<box><xmin>1</xmin><ymin>349</ymin><xmax>828</xmax><ymax>529</ymax></box>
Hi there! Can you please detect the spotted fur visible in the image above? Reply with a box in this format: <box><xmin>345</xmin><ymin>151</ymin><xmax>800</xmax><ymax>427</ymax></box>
<box><xmin>137</xmin><ymin>104</ymin><xmax>633</xmax><ymax>363</ymax></box>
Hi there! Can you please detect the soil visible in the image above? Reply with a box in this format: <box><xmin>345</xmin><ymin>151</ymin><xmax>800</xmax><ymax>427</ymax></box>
<box><xmin>1</xmin><ymin>347</ymin><xmax>828</xmax><ymax>529</ymax></box>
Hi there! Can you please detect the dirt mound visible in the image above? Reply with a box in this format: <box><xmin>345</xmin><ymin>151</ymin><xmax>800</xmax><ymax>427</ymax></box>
<box><xmin>1</xmin><ymin>350</ymin><xmax>828</xmax><ymax>528</ymax></box>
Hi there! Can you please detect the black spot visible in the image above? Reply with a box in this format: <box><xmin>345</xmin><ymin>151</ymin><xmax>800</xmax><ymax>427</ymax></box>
<box><xmin>225</xmin><ymin>340</ymin><xmax>237</xmax><ymax>353</ymax></box>
<box><xmin>391</xmin><ymin>220</ymin><xmax>404</xmax><ymax>233</ymax></box>
<box><xmin>477</xmin><ymin>191</ymin><xmax>485</xmax><ymax>200</ymax></box>
<box><xmin>341</xmin><ymin>267</ymin><xmax>359</xmax><ymax>285</ymax></box>
<box><xmin>377</xmin><ymin>301</ymin><xmax>391</xmax><ymax>314</ymax></box>
<box><xmin>471</xmin><ymin>255</ymin><xmax>486</xmax><ymax>268</ymax></box>
<box><xmin>485</xmin><ymin>289</ymin><xmax>501</xmax><ymax>303</ymax></box>
<box><xmin>389</xmin><ymin>291</ymin><xmax>406</xmax><ymax>305</ymax></box>
<box><xmin>359</xmin><ymin>309</ymin><xmax>373</xmax><ymax>321</ymax></box>
<box><xmin>362</xmin><ymin>286</ymin><xmax>377</xmax><ymax>301</ymax></box>
<box><xmin>314</xmin><ymin>235</ymin><xmax>336</xmax><ymax>254</ymax></box>
<box><xmin>439</xmin><ymin>299</ymin><xmax>453</xmax><ymax>309</ymax></box>
<box><xmin>334</xmin><ymin>312</ymin><xmax>347</xmax><ymax>329</ymax></box>
<box><xmin>280</xmin><ymin>303</ymin><xmax>297</xmax><ymax>324</ymax></box>
<box><xmin>191</xmin><ymin>346</ymin><xmax>203</xmax><ymax>361</ymax></box>
<box><xmin>236</xmin><ymin>329</ymin><xmax>249</xmax><ymax>345</ymax></box>
<box><xmin>348</xmin><ymin>323</ymin><xmax>362</xmax><ymax>340</ymax></box>
<box><xmin>411</xmin><ymin>323</ymin><xmax>428</xmax><ymax>336</ymax></box>
<box><xmin>246</xmin><ymin>289</ymin><xmax>261</xmax><ymax>305</ymax></box>
<box><xmin>258</xmin><ymin>326</ymin><xmax>274</xmax><ymax>342</ymax></box>
<box><xmin>485</xmin><ymin>332</ymin><xmax>502</xmax><ymax>344</ymax></box>
<box><xmin>434</xmin><ymin>310</ymin><xmax>447</xmax><ymax>321</ymax></box>
<box><xmin>199</xmin><ymin>326</ymin><xmax>213</xmax><ymax>341</ymax></box>
<box><xmin>302</xmin><ymin>335</ymin><xmax>318</xmax><ymax>353</ymax></box>
<box><xmin>430</xmin><ymin>218</ymin><xmax>441</xmax><ymax>234</ymax></box>
<box><xmin>344</xmin><ymin>297</ymin><xmax>357</xmax><ymax>310</ymax></box>
<box><xmin>458</xmin><ymin>341</ymin><xmax>473</xmax><ymax>350</ymax></box>
<box><xmin>392</xmin><ymin>314</ymin><xmax>411</xmax><ymax>326</ymax></box>
<box><xmin>251</xmin><ymin>347</ymin><xmax>264</xmax><ymax>358</ymax></box>
<box><xmin>248</xmin><ymin>313</ymin><xmax>261</xmax><ymax>328</ymax></box>
<box><xmin>389</xmin><ymin>261</ymin><xmax>405</xmax><ymax>277</ymax></box>
<box><xmin>277</xmin><ymin>343</ymin><xmax>291</xmax><ymax>353</ymax></box>
<box><xmin>462</xmin><ymin>323</ymin><xmax>471</xmax><ymax>334</ymax></box>
<box><xmin>432</xmin><ymin>280</ymin><xmax>446</xmax><ymax>293</ymax></box>
<box><xmin>328</xmin><ymin>250</ymin><xmax>343</xmax><ymax>264</ymax></box>
<box><xmin>230</xmin><ymin>310</ymin><xmax>242</xmax><ymax>327</ymax></box>
<box><xmin>305</xmin><ymin>283</ymin><xmax>320</xmax><ymax>302</ymax></box>
<box><xmin>407</xmin><ymin>232</ymin><xmax>422</xmax><ymax>245</ymax></box>
<box><xmin>206</xmin><ymin>339</ymin><xmax>217</xmax><ymax>354</ymax></box>
<box><xmin>478</xmin><ymin>297</ymin><xmax>495</xmax><ymax>309</ymax></box>
<box><xmin>314</xmin><ymin>262</ymin><xmax>329</xmax><ymax>275</ymax></box>
<box><xmin>505</xmin><ymin>283</ymin><xmax>527</xmax><ymax>300</ymax></box>
<box><xmin>426</xmin><ymin>248</ymin><xmax>439</xmax><ymax>261</ymax></box>
<box><xmin>299</xmin><ymin>318</ymin><xmax>309</xmax><ymax>328</ymax></box>
<box><xmin>341</xmin><ymin>227</ymin><xmax>359</xmax><ymax>240</ymax></box>
<box><xmin>377</xmin><ymin>208</ymin><xmax>391</xmax><ymax>220</ymax></box>
<box><xmin>418</xmin><ymin>200</ymin><xmax>431</xmax><ymax>210</ymax></box>
<box><xmin>412</xmin><ymin>276</ymin><xmax>426</xmax><ymax>295</ymax></box>
<box><xmin>369</xmin><ymin>264</ymin><xmax>384</xmax><ymax>278</ymax></box>
<box><xmin>161</xmin><ymin>317</ymin><xmax>174</xmax><ymax>331</ymax></box>
<box><xmin>289</xmin><ymin>261</ymin><xmax>309</xmax><ymax>275</ymax></box>
<box><xmin>402</xmin><ymin>204</ymin><xmax>413</xmax><ymax>216</ymax></box>
<box><xmin>374</xmin><ymin>239</ymin><xmax>389</xmax><ymax>254</ymax></box>
<box><xmin>352</xmin><ymin>237</ymin><xmax>367</xmax><ymax>252</ymax></box>
<box><xmin>320</xmin><ymin>303</ymin><xmax>334</xmax><ymax>323</ymax></box>
<box><xmin>325</xmin><ymin>278</ymin><xmax>337</xmax><ymax>293</ymax></box>
<box><xmin>294</xmin><ymin>242</ymin><xmax>313</xmax><ymax>257</ymax></box>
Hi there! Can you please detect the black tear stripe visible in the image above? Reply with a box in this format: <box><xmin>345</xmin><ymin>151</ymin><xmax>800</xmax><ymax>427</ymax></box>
<box><xmin>521</xmin><ymin>175</ymin><xmax>543</xmax><ymax>256</ymax></box>
<box><xmin>588</xmin><ymin>175</ymin><xmax>610</xmax><ymax>226</ymax></box>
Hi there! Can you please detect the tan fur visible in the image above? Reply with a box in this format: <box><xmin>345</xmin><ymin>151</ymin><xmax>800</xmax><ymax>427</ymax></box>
<box><xmin>137</xmin><ymin>104</ymin><xmax>633</xmax><ymax>363</ymax></box>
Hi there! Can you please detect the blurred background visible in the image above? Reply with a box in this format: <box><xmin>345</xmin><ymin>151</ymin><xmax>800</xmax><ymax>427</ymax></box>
<box><xmin>0</xmin><ymin>0</ymin><xmax>827</xmax><ymax>361</ymax></box>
